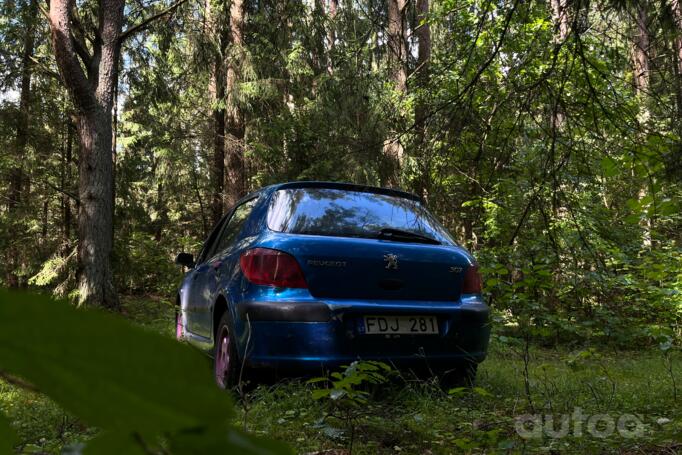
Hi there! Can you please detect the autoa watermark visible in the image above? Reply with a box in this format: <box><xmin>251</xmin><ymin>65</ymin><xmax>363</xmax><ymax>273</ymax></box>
<box><xmin>515</xmin><ymin>408</ymin><xmax>645</xmax><ymax>439</ymax></box>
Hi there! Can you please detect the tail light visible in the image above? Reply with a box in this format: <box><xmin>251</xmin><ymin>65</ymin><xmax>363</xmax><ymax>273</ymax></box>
<box><xmin>462</xmin><ymin>264</ymin><xmax>482</xmax><ymax>294</ymax></box>
<box><xmin>240</xmin><ymin>248</ymin><xmax>307</xmax><ymax>288</ymax></box>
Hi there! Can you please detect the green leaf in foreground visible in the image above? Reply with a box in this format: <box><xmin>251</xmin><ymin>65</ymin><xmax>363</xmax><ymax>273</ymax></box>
<box><xmin>0</xmin><ymin>410</ymin><xmax>17</xmax><ymax>455</ymax></box>
<box><xmin>80</xmin><ymin>432</ymin><xmax>146</xmax><ymax>455</ymax></box>
<box><xmin>0</xmin><ymin>290</ymin><xmax>290</xmax><ymax>454</ymax></box>
<box><xmin>170</xmin><ymin>426</ymin><xmax>290</xmax><ymax>454</ymax></box>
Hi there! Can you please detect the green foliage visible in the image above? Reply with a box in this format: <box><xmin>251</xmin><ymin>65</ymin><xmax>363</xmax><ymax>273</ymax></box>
<box><xmin>27</xmin><ymin>256</ymin><xmax>66</xmax><ymax>288</ymax></box>
<box><xmin>309</xmin><ymin>360</ymin><xmax>392</xmax><ymax>405</ymax></box>
<box><xmin>308</xmin><ymin>361</ymin><xmax>393</xmax><ymax>450</ymax></box>
<box><xmin>448</xmin><ymin>386</ymin><xmax>492</xmax><ymax>398</ymax></box>
<box><xmin>114</xmin><ymin>232</ymin><xmax>185</xmax><ymax>295</ymax></box>
<box><xmin>0</xmin><ymin>290</ymin><xmax>289</xmax><ymax>454</ymax></box>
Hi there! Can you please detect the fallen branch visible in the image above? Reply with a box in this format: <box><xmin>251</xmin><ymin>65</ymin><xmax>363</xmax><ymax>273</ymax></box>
<box><xmin>0</xmin><ymin>370</ymin><xmax>40</xmax><ymax>393</ymax></box>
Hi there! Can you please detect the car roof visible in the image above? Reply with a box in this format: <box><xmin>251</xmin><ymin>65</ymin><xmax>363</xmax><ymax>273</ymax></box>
<box><xmin>258</xmin><ymin>181</ymin><xmax>421</xmax><ymax>202</ymax></box>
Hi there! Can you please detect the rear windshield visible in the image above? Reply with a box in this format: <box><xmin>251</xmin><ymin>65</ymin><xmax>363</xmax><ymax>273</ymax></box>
<box><xmin>266</xmin><ymin>188</ymin><xmax>455</xmax><ymax>245</ymax></box>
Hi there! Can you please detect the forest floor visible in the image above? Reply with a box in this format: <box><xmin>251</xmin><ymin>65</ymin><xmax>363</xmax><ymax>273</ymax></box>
<box><xmin>1</xmin><ymin>296</ymin><xmax>681</xmax><ymax>454</ymax></box>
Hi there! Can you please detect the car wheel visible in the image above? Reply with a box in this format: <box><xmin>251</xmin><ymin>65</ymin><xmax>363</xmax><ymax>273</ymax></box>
<box><xmin>175</xmin><ymin>308</ymin><xmax>182</xmax><ymax>340</ymax></box>
<box><xmin>214</xmin><ymin>311</ymin><xmax>239</xmax><ymax>389</ymax></box>
<box><xmin>438</xmin><ymin>362</ymin><xmax>478</xmax><ymax>389</ymax></box>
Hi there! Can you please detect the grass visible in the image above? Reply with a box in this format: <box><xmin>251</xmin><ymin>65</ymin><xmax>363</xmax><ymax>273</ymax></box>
<box><xmin>1</xmin><ymin>296</ymin><xmax>681</xmax><ymax>454</ymax></box>
<box><xmin>240</xmin><ymin>349</ymin><xmax>682</xmax><ymax>454</ymax></box>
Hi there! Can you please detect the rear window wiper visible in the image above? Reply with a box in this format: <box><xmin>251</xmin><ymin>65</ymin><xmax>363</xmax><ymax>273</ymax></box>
<box><xmin>375</xmin><ymin>228</ymin><xmax>440</xmax><ymax>245</ymax></box>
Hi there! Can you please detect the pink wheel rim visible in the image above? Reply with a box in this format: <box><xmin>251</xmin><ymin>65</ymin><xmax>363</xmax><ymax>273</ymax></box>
<box><xmin>176</xmin><ymin>312</ymin><xmax>182</xmax><ymax>340</ymax></box>
<box><xmin>215</xmin><ymin>328</ymin><xmax>231</xmax><ymax>388</ymax></box>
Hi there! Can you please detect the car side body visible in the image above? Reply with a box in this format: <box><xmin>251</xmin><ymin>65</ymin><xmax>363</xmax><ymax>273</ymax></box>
<box><xmin>175</xmin><ymin>181</ymin><xmax>490</xmax><ymax>387</ymax></box>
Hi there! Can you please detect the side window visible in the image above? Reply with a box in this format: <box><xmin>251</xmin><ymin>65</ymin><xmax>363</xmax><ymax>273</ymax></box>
<box><xmin>209</xmin><ymin>198</ymin><xmax>258</xmax><ymax>258</ymax></box>
<box><xmin>196</xmin><ymin>217</ymin><xmax>229</xmax><ymax>265</ymax></box>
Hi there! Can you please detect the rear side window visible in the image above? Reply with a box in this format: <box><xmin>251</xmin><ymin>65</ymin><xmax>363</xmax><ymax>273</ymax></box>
<box><xmin>267</xmin><ymin>188</ymin><xmax>454</xmax><ymax>244</ymax></box>
<box><xmin>208</xmin><ymin>198</ymin><xmax>258</xmax><ymax>258</ymax></box>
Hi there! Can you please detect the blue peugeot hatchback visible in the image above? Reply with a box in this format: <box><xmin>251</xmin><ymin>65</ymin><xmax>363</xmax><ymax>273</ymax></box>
<box><xmin>175</xmin><ymin>182</ymin><xmax>490</xmax><ymax>388</ymax></box>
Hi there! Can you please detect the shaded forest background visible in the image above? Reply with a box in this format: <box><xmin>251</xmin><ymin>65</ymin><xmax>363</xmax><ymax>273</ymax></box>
<box><xmin>1</xmin><ymin>0</ymin><xmax>681</xmax><ymax>345</ymax></box>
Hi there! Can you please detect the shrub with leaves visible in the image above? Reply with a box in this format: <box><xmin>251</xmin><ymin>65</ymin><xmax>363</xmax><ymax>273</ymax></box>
<box><xmin>307</xmin><ymin>361</ymin><xmax>392</xmax><ymax>452</ymax></box>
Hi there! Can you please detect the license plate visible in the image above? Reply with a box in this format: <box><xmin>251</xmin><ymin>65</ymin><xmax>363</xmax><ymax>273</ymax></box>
<box><xmin>363</xmin><ymin>315</ymin><xmax>438</xmax><ymax>335</ymax></box>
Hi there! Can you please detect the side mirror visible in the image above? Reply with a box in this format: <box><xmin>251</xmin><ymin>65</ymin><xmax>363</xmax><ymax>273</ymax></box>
<box><xmin>175</xmin><ymin>252</ymin><xmax>194</xmax><ymax>268</ymax></box>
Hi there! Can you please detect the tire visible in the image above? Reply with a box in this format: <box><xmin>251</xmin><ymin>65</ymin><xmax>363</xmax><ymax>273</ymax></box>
<box><xmin>214</xmin><ymin>311</ymin><xmax>239</xmax><ymax>389</ymax></box>
<box><xmin>438</xmin><ymin>362</ymin><xmax>478</xmax><ymax>389</ymax></box>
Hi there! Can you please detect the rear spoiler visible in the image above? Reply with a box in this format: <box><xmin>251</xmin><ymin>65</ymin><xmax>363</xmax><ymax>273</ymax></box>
<box><xmin>275</xmin><ymin>181</ymin><xmax>422</xmax><ymax>202</ymax></box>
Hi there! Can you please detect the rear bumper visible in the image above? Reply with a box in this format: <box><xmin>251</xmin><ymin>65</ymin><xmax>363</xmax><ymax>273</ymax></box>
<box><xmin>238</xmin><ymin>300</ymin><xmax>332</xmax><ymax>322</ymax></box>
<box><xmin>235</xmin><ymin>295</ymin><xmax>490</xmax><ymax>370</ymax></box>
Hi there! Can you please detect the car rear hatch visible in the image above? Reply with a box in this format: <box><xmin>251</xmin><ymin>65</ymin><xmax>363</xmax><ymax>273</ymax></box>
<box><xmin>271</xmin><ymin>234</ymin><xmax>472</xmax><ymax>301</ymax></box>
<box><xmin>263</xmin><ymin>185</ymin><xmax>474</xmax><ymax>302</ymax></box>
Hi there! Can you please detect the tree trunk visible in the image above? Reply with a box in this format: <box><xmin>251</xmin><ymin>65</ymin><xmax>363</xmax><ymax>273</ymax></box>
<box><xmin>5</xmin><ymin>0</ymin><xmax>38</xmax><ymax>287</ymax></box>
<box><xmin>550</xmin><ymin>0</ymin><xmax>570</xmax><ymax>43</ymax></box>
<box><xmin>49</xmin><ymin>0</ymin><xmax>124</xmax><ymax>309</ymax></box>
<box><xmin>62</xmin><ymin>120</ymin><xmax>74</xmax><ymax>243</ymax></box>
<box><xmin>671</xmin><ymin>0</ymin><xmax>682</xmax><ymax>127</ymax></box>
<box><xmin>382</xmin><ymin>0</ymin><xmax>408</xmax><ymax>187</ymax></box>
<box><xmin>669</xmin><ymin>0</ymin><xmax>682</xmax><ymax>178</ymax></box>
<box><xmin>154</xmin><ymin>181</ymin><xmax>165</xmax><ymax>242</ymax></box>
<box><xmin>630</xmin><ymin>2</ymin><xmax>653</xmax><ymax>248</ymax></box>
<box><xmin>75</xmin><ymin>110</ymin><xmax>118</xmax><ymax>308</ymax></box>
<box><xmin>549</xmin><ymin>0</ymin><xmax>570</xmax><ymax>129</ymax></box>
<box><xmin>387</xmin><ymin>0</ymin><xmax>407</xmax><ymax>92</ymax></box>
<box><xmin>206</xmin><ymin>0</ymin><xmax>226</xmax><ymax>225</ymax></box>
<box><xmin>327</xmin><ymin>0</ymin><xmax>338</xmax><ymax>75</ymax></box>
<box><xmin>211</xmin><ymin>72</ymin><xmax>226</xmax><ymax>221</ymax></box>
<box><xmin>224</xmin><ymin>0</ymin><xmax>246</xmax><ymax>209</ymax></box>
<box><xmin>42</xmin><ymin>200</ymin><xmax>49</xmax><ymax>241</ymax></box>
<box><xmin>111</xmin><ymin>78</ymin><xmax>119</xmax><ymax>249</ymax></box>
<box><xmin>414</xmin><ymin>0</ymin><xmax>430</xmax><ymax>199</ymax></box>
<box><xmin>311</xmin><ymin>0</ymin><xmax>327</xmax><ymax>76</ymax></box>
<box><xmin>632</xmin><ymin>2</ymin><xmax>651</xmax><ymax>96</ymax></box>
